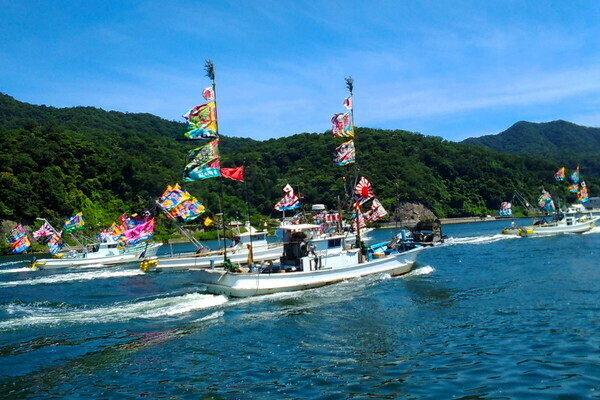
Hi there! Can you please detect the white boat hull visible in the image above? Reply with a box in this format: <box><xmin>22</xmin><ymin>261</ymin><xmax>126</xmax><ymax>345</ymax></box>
<box><xmin>194</xmin><ymin>246</ymin><xmax>424</xmax><ymax>297</ymax></box>
<box><xmin>520</xmin><ymin>217</ymin><xmax>598</xmax><ymax>236</ymax></box>
<box><xmin>31</xmin><ymin>243</ymin><xmax>162</xmax><ymax>270</ymax></box>
<box><xmin>141</xmin><ymin>243</ymin><xmax>284</xmax><ymax>272</ymax></box>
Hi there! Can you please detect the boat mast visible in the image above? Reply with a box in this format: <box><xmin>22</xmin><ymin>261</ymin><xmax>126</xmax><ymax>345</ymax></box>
<box><xmin>345</xmin><ymin>76</ymin><xmax>363</xmax><ymax>258</ymax></box>
<box><xmin>205</xmin><ymin>60</ymin><xmax>230</xmax><ymax>267</ymax></box>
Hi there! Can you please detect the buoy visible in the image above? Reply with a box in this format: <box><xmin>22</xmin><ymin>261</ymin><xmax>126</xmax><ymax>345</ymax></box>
<box><xmin>140</xmin><ymin>259</ymin><xmax>158</xmax><ymax>272</ymax></box>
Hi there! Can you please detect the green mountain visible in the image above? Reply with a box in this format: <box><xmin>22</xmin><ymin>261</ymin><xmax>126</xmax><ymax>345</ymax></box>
<box><xmin>461</xmin><ymin>120</ymin><xmax>600</xmax><ymax>177</ymax></box>
<box><xmin>1</xmin><ymin>94</ymin><xmax>595</xmax><ymax>243</ymax></box>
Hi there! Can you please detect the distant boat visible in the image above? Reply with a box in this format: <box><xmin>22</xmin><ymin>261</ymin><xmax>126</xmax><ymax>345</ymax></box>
<box><xmin>30</xmin><ymin>241</ymin><xmax>162</xmax><ymax>270</ymax></box>
<box><xmin>193</xmin><ymin>223</ymin><xmax>423</xmax><ymax>297</ymax></box>
<box><xmin>519</xmin><ymin>204</ymin><xmax>599</xmax><ymax>236</ymax></box>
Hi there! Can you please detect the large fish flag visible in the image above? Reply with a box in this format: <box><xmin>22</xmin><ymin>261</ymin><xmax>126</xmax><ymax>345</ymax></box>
<box><xmin>184</xmin><ymin>140</ymin><xmax>221</xmax><ymax>181</ymax></box>
<box><xmin>537</xmin><ymin>190</ymin><xmax>555</xmax><ymax>212</ymax></box>
<box><xmin>63</xmin><ymin>213</ymin><xmax>85</xmax><ymax>234</ymax></box>
<box><xmin>170</xmin><ymin>198</ymin><xmax>205</xmax><ymax>222</ymax></box>
<box><xmin>33</xmin><ymin>221</ymin><xmax>54</xmax><ymax>241</ymax></box>
<box><xmin>333</xmin><ymin>140</ymin><xmax>355</xmax><ymax>166</ymax></box>
<box><xmin>577</xmin><ymin>181</ymin><xmax>589</xmax><ymax>203</ymax></box>
<box><xmin>353</xmin><ymin>177</ymin><xmax>375</xmax><ymax>208</ymax></box>
<box><xmin>554</xmin><ymin>167</ymin><xmax>565</xmax><ymax>181</ymax></box>
<box><xmin>47</xmin><ymin>231</ymin><xmax>63</xmax><ymax>255</ymax></box>
<box><xmin>570</xmin><ymin>166</ymin><xmax>580</xmax><ymax>183</ymax></box>
<box><xmin>221</xmin><ymin>166</ymin><xmax>244</xmax><ymax>182</ymax></box>
<box><xmin>6</xmin><ymin>224</ymin><xmax>26</xmax><ymax>243</ymax></box>
<box><xmin>182</xmin><ymin>102</ymin><xmax>218</xmax><ymax>140</ymax></box>
<box><xmin>331</xmin><ymin>112</ymin><xmax>354</xmax><ymax>137</ymax></box>
<box><xmin>158</xmin><ymin>183</ymin><xmax>191</xmax><ymax>211</ymax></box>
<box><xmin>122</xmin><ymin>218</ymin><xmax>155</xmax><ymax>245</ymax></box>
<box><xmin>275</xmin><ymin>184</ymin><xmax>300</xmax><ymax>211</ymax></box>
<box><xmin>365</xmin><ymin>198</ymin><xmax>388</xmax><ymax>222</ymax></box>
<box><xmin>10</xmin><ymin>235</ymin><xmax>30</xmax><ymax>254</ymax></box>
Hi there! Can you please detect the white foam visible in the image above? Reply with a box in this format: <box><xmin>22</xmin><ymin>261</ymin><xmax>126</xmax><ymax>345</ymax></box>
<box><xmin>0</xmin><ymin>260</ymin><xmax>27</xmax><ymax>268</ymax></box>
<box><xmin>0</xmin><ymin>267</ymin><xmax>33</xmax><ymax>274</ymax></box>
<box><xmin>404</xmin><ymin>265</ymin><xmax>435</xmax><ymax>277</ymax></box>
<box><xmin>442</xmin><ymin>233</ymin><xmax>519</xmax><ymax>246</ymax></box>
<box><xmin>0</xmin><ymin>269</ymin><xmax>144</xmax><ymax>287</ymax></box>
<box><xmin>583</xmin><ymin>226</ymin><xmax>600</xmax><ymax>235</ymax></box>
<box><xmin>0</xmin><ymin>292</ymin><xmax>228</xmax><ymax>330</ymax></box>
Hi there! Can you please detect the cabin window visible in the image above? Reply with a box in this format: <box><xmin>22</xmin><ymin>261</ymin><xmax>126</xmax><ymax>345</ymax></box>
<box><xmin>328</xmin><ymin>238</ymin><xmax>342</xmax><ymax>248</ymax></box>
<box><xmin>108</xmin><ymin>244</ymin><xmax>118</xmax><ymax>249</ymax></box>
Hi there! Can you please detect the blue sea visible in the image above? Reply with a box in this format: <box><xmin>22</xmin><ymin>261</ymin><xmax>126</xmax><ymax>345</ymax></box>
<box><xmin>0</xmin><ymin>220</ymin><xmax>599</xmax><ymax>399</ymax></box>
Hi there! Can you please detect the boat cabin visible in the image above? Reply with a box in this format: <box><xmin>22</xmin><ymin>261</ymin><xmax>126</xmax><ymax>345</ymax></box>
<box><xmin>277</xmin><ymin>224</ymin><xmax>346</xmax><ymax>272</ymax></box>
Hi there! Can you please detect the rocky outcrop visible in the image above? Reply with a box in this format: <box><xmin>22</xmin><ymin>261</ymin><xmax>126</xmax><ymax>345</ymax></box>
<box><xmin>392</xmin><ymin>202</ymin><xmax>437</xmax><ymax>227</ymax></box>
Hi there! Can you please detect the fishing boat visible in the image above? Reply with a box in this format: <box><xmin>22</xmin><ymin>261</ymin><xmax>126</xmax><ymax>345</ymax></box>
<box><xmin>139</xmin><ymin>224</ymin><xmax>282</xmax><ymax>272</ymax></box>
<box><xmin>519</xmin><ymin>204</ymin><xmax>599</xmax><ymax>236</ymax></box>
<box><xmin>193</xmin><ymin>223</ymin><xmax>423</xmax><ymax>297</ymax></box>
<box><xmin>30</xmin><ymin>241</ymin><xmax>162</xmax><ymax>270</ymax></box>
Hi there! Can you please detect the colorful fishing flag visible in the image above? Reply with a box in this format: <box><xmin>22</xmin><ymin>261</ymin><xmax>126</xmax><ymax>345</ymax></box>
<box><xmin>122</xmin><ymin>218</ymin><xmax>155</xmax><ymax>245</ymax></box>
<box><xmin>537</xmin><ymin>190</ymin><xmax>555</xmax><ymax>212</ymax></box>
<box><xmin>158</xmin><ymin>183</ymin><xmax>192</xmax><ymax>211</ymax></box>
<box><xmin>275</xmin><ymin>184</ymin><xmax>300</xmax><ymax>211</ymax></box>
<box><xmin>181</xmin><ymin>198</ymin><xmax>206</xmax><ymax>222</ymax></box>
<box><xmin>183</xmin><ymin>102</ymin><xmax>218</xmax><ymax>140</ymax></box>
<box><xmin>10</xmin><ymin>235</ymin><xmax>30</xmax><ymax>254</ymax></box>
<box><xmin>568</xmin><ymin>183</ymin><xmax>579</xmax><ymax>193</ymax></box>
<box><xmin>333</xmin><ymin>140</ymin><xmax>355</xmax><ymax>166</ymax></box>
<box><xmin>554</xmin><ymin>167</ymin><xmax>565</xmax><ymax>181</ymax></box>
<box><xmin>6</xmin><ymin>224</ymin><xmax>26</xmax><ymax>243</ymax></box>
<box><xmin>331</xmin><ymin>112</ymin><xmax>354</xmax><ymax>137</ymax></box>
<box><xmin>570</xmin><ymin>166</ymin><xmax>580</xmax><ymax>183</ymax></box>
<box><xmin>183</xmin><ymin>140</ymin><xmax>221</xmax><ymax>181</ymax></box>
<box><xmin>365</xmin><ymin>198</ymin><xmax>388</xmax><ymax>222</ymax></box>
<box><xmin>499</xmin><ymin>201</ymin><xmax>512</xmax><ymax>217</ymax></box>
<box><xmin>343</xmin><ymin>96</ymin><xmax>352</xmax><ymax>110</ymax></box>
<box><xmin>204</xmin><ymin>216</ymin><xmax>214</xmax><ymax>227</ymax></box>
<box><xmin>47</xmin><ymin>231</ymin><xmax>63</xmax><ymax>255</ymax></box>
<box><xmin>202</xmin><ymin>86</ymin><xmax>215</xmax><ymax>101</ymax></box>
<box><xmin>184</xmin><ymin>158</ymin><xmax>221</xmax><ymax>181</ymax></box>
<box><xmin>63</xmin><ymin>213</ymin><xmax>85</xmax><ymax>234</ymax></box>
<box><xmin>578</xmin><ymin>181</ymin><xmax>589</xmax><ymax>203</ymax></box>
<box><xmin>33</xmin><ymin>221</ymin><xmax>54</xmax><ymax>241</ymax></box>
<box><xmin>353</xmin><ymin>177</ymin><xmax>375</xmax><ymax>208</ymax></box>
<box><xmin>221</xmin><ymin>166</ymin><xmax>244</xmax><ymax>182</ymax></box>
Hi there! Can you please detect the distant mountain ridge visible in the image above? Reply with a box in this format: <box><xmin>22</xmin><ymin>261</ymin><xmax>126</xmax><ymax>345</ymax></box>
<box><xmin>462</xmin><ymin>120</ymin><xmax>600</xmax><ymax>177</ymax></box>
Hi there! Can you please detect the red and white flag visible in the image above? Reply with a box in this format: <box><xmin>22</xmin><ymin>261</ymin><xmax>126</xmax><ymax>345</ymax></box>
<box><xmin>202</xmin><ymin>86</ymin><xmax>215</xmax><ymax>101</ymax></box>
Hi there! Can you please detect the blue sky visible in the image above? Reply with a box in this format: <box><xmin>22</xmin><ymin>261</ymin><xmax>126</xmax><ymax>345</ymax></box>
<box><xmin>2</xmin><ymin>0</ymin><xmax>600</xmax><ymax>141</ymax></box>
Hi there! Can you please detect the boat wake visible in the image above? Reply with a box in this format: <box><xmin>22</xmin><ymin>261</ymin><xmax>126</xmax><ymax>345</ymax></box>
<box><xmin>583</xmin><ymin>226</ymin><xmax>600</xmax><ymax>235</ymax></box>
<box><xmin>403</xmin><ymin>265</ymin><xmax>435</xmax><ymax>277</ymax></box>
<box><xmin>442</xmin><ymin>233</ymin><xmax>519</xmax><ymax>246</ymax></box>
<box><xmin>0</xmin><ymin>269</ymin><xmax>144</xmax><ymax>288</ymax></box>
<box><xmin>0</xmin><ymin>292</ymin><xmax>228</xmax><ymax>330</ymax></box>
<box><xmin>0</xmin><ymin>267</ymin><xmax>33</xmax><ymax>274</ymax></box>
<box><xmin>0</xmin><ymin>260</ymin><xmax>27</xmax><ymax>268</ymax></box>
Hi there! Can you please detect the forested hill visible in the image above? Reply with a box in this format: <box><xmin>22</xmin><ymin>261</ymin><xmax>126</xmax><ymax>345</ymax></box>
<box><xmin>1</xmin><ymin>94</ymin><xmax>597</xmax><ymax>233</ymax></box>
<box><xmin>461</xmin><ymin>120</ymin><xmax>600</xmax><ymax>177</ymax></box>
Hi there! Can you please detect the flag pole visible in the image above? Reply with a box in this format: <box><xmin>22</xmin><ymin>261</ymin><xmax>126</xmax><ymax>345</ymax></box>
<box><xmin>205</xmin><ymin>60</ymin><xmax>231</xmax><ymax>268</ymax></box>
<box><xmin>345</xmin><ymin>76</ymin><xmax>363</xmax><ymax>259</ymax></box>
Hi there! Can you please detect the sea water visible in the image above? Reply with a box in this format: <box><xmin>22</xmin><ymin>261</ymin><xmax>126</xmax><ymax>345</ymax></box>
<box><xmin>0</xmin><ymin>220</ymin><xmax>598</xmax><ymax>399</ymax></box>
